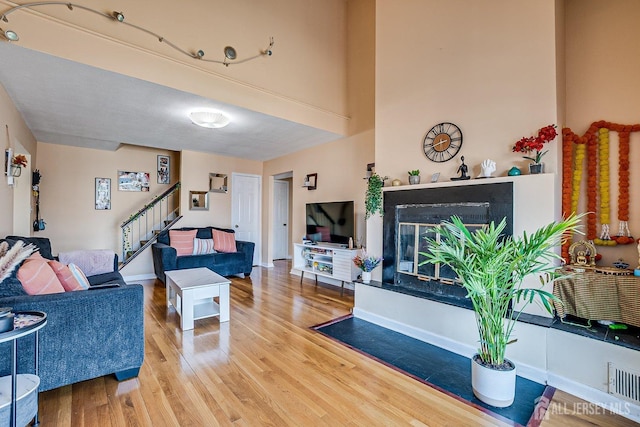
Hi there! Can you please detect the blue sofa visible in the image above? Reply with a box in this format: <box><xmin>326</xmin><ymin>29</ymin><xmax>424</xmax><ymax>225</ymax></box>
<box><xmin>152</xmin><ymin>226</ymin><xmax>255</xmax><ymax>283</ymax></box>
<box><xmin>0</xmin><ymin>236</ymin><xmax>144</xmax><ymax>391</ymax></box>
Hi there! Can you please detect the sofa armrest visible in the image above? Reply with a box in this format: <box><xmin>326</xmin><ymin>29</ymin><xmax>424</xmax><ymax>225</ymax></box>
<box><xmin>152</xmin><ymin>242</ymin><xmax>177</xmax><ymax>283</ymax></box>
<box><xmin>0</xmin><ymin>284</ymin><xmax>144</xmax><ymax>391</ymax></box>
<box><xmin>235</xmin><ymin>240</ymin><xmax>255</xmax><ymax>275</ymax></box>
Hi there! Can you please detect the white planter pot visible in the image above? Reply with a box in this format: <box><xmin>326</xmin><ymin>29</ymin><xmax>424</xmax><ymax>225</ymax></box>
<box><xmin>361</xmin><ymin>271</ymin><xmax>371</xmax><ymax>284</ymax></box>
<box><xmin>471</xmin><ymin>355</ymin><xmax>516</xmax><ymax>408</ymax></box>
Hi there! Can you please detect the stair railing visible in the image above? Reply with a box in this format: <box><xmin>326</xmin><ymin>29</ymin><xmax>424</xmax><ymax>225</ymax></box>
<box><xmin>120</xmin><ymin>182</ymin><xmax>181</xmax><ymax>266</ymax></box>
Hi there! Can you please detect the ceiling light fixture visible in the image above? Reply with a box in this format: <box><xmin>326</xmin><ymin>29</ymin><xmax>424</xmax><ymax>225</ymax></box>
<box><xmin>189</xmin><ymin>111</ymin><xmax>230</xmax><ymax>129</ymax></box>
<box><xmin>112</xmin><ymin>11</ymin><xmax>125</xmax><ymax>22</ymax></box>
<box><xmin>0</xmin><ymin>2</ymin><xmax>274</xmax><ymax>66</ymax></box>
<box><xmin>1</xmin><ymin>28</ymin><xmax>18</xmax><ymax>41</ymax></box>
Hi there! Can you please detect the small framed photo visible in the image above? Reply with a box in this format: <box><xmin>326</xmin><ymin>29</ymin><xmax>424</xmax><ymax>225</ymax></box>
<box><xmin>118</xmin><ymin>171</ymin><xmax>150</xmax><ymax>192</ymax></box>
<box><xmin>95</xmin><ymin>178</ymin><xmax>111</xmax><ymax>210</ymax></box>
<box><xmin>157</xmin><ymin>155</ymin><xmax>170</xmax><ymax>184</ymax></box>
<box><xmin>431</xmin><ymin>172</ymin><xmax>440</xmax><ymax>183</ymax></box>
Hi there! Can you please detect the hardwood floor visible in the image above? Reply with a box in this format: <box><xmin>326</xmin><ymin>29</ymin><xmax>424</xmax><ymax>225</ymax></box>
<box><xmin>38</xmin><ymin>261</ymin><xmax>637</xmax><ymax>426</ymax></box>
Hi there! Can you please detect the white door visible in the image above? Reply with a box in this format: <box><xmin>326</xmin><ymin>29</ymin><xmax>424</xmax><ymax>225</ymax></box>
<box><xmin>273</xmin><ymin>180</ymin><xmax>289</xmax><ymax>260</ymax></box>
<box><xmin>231</xmin><ymin>173</ymin><xmax>261</xmax><ymax>266</ymax></box>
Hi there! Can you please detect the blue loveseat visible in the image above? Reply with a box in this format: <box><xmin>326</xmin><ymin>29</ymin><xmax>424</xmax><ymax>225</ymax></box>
<box><xmin>0</xmin><ymin>236</ymin><xmax>144</xmax><ymax>391</ymax></box>
<box><xmin>152</xmin><ymin>226</ymin><xmax>255</xmax><ymax>283</ymax></box>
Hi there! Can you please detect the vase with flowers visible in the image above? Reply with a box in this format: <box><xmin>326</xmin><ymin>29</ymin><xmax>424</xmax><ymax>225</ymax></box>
<box><xmin>9</xmin><ymin>154</ymin><xmax>28</xmax><ymax>177</ymax></box>
<box><xmin>512</xmin><ymin>124</ymin><xmax>557</xmax><ymax>174</ymax></box>
<box><xmin>352</xmin><ymin>250</ymin><xmax>382</xmax><ymax>284</ymax></box>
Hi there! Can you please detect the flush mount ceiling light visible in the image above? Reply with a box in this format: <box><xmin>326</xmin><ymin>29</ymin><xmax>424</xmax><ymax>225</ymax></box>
<box><xmin>0</xmin><ymin>2</ymin><xmax>274</xmax><ymax>67</ymax></box>
<box><xmin>189</xmin><ymin>111</ymin><xmax>230</xmax><ymax>129</ymax></box>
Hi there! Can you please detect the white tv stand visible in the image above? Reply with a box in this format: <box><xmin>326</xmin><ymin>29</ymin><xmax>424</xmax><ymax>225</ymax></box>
<box><xmin>292</xmin><ymin>243</ymin><xmax>359</xmax><ymax>296</ymax></box>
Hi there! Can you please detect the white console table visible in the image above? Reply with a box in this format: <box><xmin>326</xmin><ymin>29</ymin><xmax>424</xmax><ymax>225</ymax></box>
<box><xmin>292</xmin><ymin>243</ymin><xmax>359</xmax><ymax>296</ymax></box>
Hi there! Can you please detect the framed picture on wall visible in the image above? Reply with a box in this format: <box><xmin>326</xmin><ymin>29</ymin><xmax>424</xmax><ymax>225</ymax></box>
<box><xmin>95</xmin><ymin>177</ymin><xmax>111</xmax><ymax>210</ymax></box>
<box><xmin>157</xmin><ymin>155</ymin><xmax>170</xmax><ymax>184</ymax></box>
<box><xmin>118</xmin><ymin>171</ymin><xmax>150</xmax><ymax>192</ymax></box>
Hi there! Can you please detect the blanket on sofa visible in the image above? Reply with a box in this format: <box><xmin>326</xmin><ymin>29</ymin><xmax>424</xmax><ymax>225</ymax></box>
<box><xmin>59</xmin><ymin>249</ymin><xmax>116</xmax><ymax>276</ymax></box>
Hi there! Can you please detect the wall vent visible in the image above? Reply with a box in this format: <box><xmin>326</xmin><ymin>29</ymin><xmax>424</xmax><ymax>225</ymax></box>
<box><xmin>608</xmin><ymin>362</ymin><xmax>640</xmax><ymax>404</ymax></box>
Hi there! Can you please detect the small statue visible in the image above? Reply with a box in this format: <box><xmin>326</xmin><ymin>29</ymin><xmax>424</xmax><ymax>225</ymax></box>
<box><xmin>451</xmin><ymin>156</ymin><xmax>470</xmax><ymax>181</ymax></box>
<box><xmin>576</xmin><ymin>251</ymin><xmax>587</xmax><ymax>266</ymax></box>
<box><xmin>479</xmin><ymin>159</ymin><xmax>496</xmax><ymax>178</ymax></box>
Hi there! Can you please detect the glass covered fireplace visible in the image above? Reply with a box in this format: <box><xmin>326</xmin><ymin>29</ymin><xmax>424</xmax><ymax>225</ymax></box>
<box><xmin>382</xmin><ymin>182</ymin><xmax>513</xmax><ymax>307</ymax></box>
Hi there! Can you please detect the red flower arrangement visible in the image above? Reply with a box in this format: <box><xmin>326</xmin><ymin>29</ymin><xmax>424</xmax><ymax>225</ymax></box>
<box><xmin>512</xmin><ymin>124</ymin><xmax>558</xmax><ymax>164</ymax></box>
<box><xmin>12</xmin><ymin>154</ymin><xmax>28</xmax><ymax>167</ymax></box>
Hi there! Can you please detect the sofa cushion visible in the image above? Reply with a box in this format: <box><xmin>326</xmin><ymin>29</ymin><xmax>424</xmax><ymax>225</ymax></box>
<box><xmin>212</xmin><ymin>229</ymin><xmax>237</xmax><ymax>253</ymax></box>
<box><xmin>17</xmin><ymin>260</ymin><xmax>65</xmax><ymax>295</ymax></box>
<box><xmin>48</xmin><ymin>260</ymin><xmax>86</xmax><ymax>291</ymax></box>
<box><xmin>0</xmin><ymin>269</ymin><xmax>28</xmax><ymax>298</ymax></box>
<box><xmin>193</xmin><ymin>238</ymin><xmax>216</xmax><ymax>255</ymax></box>
<box><xmin>169</xmin><ymin>229</ymin><xmax>198</xmax><ymax>256</ymax></box>
<box><xmin>68</xmin><ymin>263</ymin><xmax>91</xmax><ymax>289</ymax></box>
<box><xmin>5</xmin><ymin>236</ymin><xmax>54</xmax><ymax>260</ymax></box>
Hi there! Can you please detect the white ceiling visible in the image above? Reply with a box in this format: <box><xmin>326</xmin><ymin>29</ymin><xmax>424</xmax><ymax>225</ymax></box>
<box><xmin>0</xmin><ymin>43</ymin><xmax>343</xmax><ymax>161</ymax></box>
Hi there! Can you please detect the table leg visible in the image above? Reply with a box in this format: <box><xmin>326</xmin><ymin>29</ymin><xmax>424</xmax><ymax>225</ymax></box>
<box><xmin>11</xmin><ymin>339</ymin><xmax>16</xmax><ymax>427</ymax></box>
<box><xmin>181</xmin><ymin>290</ymin><xmax>194</xmax><ymax>330</ymax></box>
<box><xmin>33</xmin><ymin>330</ymin><xmax>40</xmax><ymax>426</ymax></box>
<box><xmin>165</xmin><ymin>278</ymin><xmax>171</xmax><ymax>308</ymax></box>
<box><xmin>219</xmin><ymin>283</ymin><xmax>230</xmax><ymax>322</ymax></box>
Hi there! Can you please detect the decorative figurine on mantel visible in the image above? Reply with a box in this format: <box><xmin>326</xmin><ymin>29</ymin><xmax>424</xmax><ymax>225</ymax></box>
<box><xmin>478</xmin><ymin>159</ymin><xmax>496</xmax><ymax>178</ymax></box>
<box><xmin>451</xmin><ymin>156</ymin><xmax>470</xmax><ymax>181</ymax></box>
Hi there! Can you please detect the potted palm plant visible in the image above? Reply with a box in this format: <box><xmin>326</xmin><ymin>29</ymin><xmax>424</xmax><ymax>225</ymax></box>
<box><xmin>419</xmin><ymin>214</ymin><xmax>581</xmax><ymax>407</ymax></box>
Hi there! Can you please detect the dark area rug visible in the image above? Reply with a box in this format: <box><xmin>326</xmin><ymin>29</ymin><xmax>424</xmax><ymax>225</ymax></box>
<box><xmin>313</xmin><ymin>315</ymin><xmax>552</xmax><ymax>427</ymax></box>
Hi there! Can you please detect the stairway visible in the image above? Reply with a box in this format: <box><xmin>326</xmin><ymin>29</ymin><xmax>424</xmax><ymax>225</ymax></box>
<box><xmin>120</xmin><ymin>182</ymin><xmax>181</xmax><ymax>268</ymax></box>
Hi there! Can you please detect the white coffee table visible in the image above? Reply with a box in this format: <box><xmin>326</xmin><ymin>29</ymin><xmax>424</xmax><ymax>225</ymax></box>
<box><xmin>165</xmin><ymin>268</ymin><xmax>230</xmax><ymax>331</ymax></box>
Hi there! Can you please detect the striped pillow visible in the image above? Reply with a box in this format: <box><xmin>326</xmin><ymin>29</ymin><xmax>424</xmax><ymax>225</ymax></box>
<box><xmin>211</xmin><ymin>229</ymin><xmax>237</xmax><ymax>253</ymax></box>
<box><xmin>48</xmin><ymin>260</ymin><xmax>86</xmax><ymax>291</ymax></box>
<box><xmin>193</xmin><ymin>238</ymin><xmax>216</xmax><ymax>255</ymax></box>
<box><xmin>17</xmin><ymin>260</ymin><xmax>65</xmax><ymax>295</ymax></box>
<box><xmin>67</xmin><ymin>263</ymin><xmax>90</xmax><ymax>289</ymax></box>
<box><xmin>169</xmin><ymin>229</ymin><xmax>198</xmax><ymax>256</ymax></box>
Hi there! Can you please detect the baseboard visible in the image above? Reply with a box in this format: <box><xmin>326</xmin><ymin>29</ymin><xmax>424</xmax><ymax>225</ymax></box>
<box><xmin>352</xmin><ymin>308</ymin><xmax>547</xmax><ymax>384</ymax></box>
<box><xmin>261</xmin><ymin>262</ymin><xmax>275</xmax><ymax>268</ymax></box>
<box><xmin>547</xmin><ymin>373</ymin><xmax>640</xmax><ymax>423</ymax></box>
<box><xmin>122</xmin><ymin>273</ymin><xmax>156</xmax><ymax>282</ymax></box>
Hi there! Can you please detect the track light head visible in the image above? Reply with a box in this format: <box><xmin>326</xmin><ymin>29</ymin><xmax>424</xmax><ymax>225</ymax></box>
<box><xmin>1</xmin><ymin>15</ymin><xmax>8</xmax><ymax>23</ymax></box>
<box><xmin>2</xmin><ymin>29</ymin><xmax>18</xmax><ymax>41</ymax></box>
<box><xmin>196</xmin><ymin>50</ymin><xmax>205</xmax><ymax>58</ymax></box>
<box><xmin>112</xmin><ymin>11</ymin><xmax>124</xmax><ymax>22</ymax></box>
<box><xmin>224</xmin><ymin>46</ymin><xmax>237</xmax><ymax>61</ymax></box>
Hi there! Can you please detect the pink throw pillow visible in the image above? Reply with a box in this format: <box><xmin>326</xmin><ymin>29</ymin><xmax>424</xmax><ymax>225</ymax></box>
<box><xmin>48</xmin><ymin>260</ymin><xmax>86</xmax><ymax>291</ymax></box>
<box><xmin>169</xmin><ymin>229</ymin><xmax>198</xmax><ymax>256</ymax></box>
<box><xmin>17</xmin><ymin>260</ymin><xmax>65</xmax><ymax>295</ymax></box>
<box><xmin>212</xmin><ymin>229</ymin><xmax>237</xmax><ymax>253</ymax></box>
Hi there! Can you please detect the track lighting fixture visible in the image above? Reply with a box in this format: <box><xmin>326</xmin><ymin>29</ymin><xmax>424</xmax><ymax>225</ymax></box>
<box><xmin>1</xmin><ymin>28</ymin><xmax>18</xmax><ymax>41</ymax></box>
<box><xmin>0</xmin><ymin>2</ymin><xmax>274</xmax><ymax>66</ymax></box>
<box><xmin>112</xmin><ymin>11</ymin><xmax>125</xmax><ymax>22</ymax></box>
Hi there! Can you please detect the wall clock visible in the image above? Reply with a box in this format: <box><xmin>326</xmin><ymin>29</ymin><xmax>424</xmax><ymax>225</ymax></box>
<box><xmin>423</xmin><ymin>122</ymin><xmax>463</xmax><ymax>162</ymax></box>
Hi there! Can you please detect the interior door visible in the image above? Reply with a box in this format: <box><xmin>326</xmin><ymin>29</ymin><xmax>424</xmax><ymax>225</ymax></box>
<box><xmin>273</xmin><ymin>180</ymin><xmax>290</xmax><ymax>260</ymax></box>
<box><xmin>231</xmin><ymin>173</ymin><xmax>261</xmax><ymax>266</ymax></box>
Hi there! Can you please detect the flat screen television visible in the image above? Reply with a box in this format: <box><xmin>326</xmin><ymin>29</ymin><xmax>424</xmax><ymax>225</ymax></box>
<box><xmin>306</xmin><ymin>201</ymin><xmax>354</xmax><ymax>244</ymax></box>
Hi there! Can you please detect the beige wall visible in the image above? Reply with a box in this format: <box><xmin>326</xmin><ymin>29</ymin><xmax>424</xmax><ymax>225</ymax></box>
<box><xmin>179</xmin><ymin>149</ymin><xmax>262</xmax><ymax>229</ymax></box>
<box><xmin>375</xmin><ymin>0</ymin><xmax>560</xmax><ymax>182</ymax></box>
<box><xmin>565</xmin><ymin>0</ymin><xmax>640</xmax><ymax>266</ymax></box>
<box><xmin>0</xmin><ymin>83</ymin><xmax>37</xmax><ymax>237</ymax></box>
<box><xmin>263</xmin><ymin>130</ymin><xmax>374</xmax><ymax>265</ymax></box>
<box><xmin>34</xmin><ymin>143</ymin><xmax>178</xmax><ymax>256</ymax></box>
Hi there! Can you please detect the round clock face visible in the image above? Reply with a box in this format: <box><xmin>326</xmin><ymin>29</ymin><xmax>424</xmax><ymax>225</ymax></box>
<box><xmin>423</xmin><ymin>122</ymin><xmax>463</xmax><ymax>162</ymax></box>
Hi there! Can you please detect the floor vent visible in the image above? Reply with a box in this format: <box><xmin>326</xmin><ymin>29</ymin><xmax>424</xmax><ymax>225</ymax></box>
<box><xmin>608</xmin><ymin>362</ymin><xmax>640</xmax><ymax>404</ymax></box>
